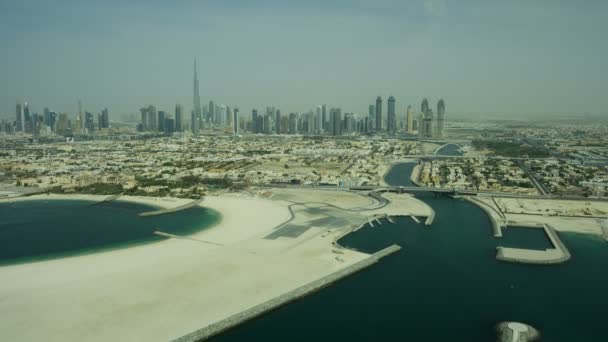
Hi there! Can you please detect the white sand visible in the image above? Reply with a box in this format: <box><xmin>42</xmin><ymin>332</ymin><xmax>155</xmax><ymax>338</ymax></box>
<box><xmin>0</xmin><ymin>191</ymin><xmax>403</xmax><ymax>342</ymax></box>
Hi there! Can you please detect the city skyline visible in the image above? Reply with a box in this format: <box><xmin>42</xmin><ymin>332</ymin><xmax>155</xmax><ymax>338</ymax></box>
<box><xmin>2</xmin><ymin>0</ymin><xmax>607</xmax><ymax>119</ymax></box>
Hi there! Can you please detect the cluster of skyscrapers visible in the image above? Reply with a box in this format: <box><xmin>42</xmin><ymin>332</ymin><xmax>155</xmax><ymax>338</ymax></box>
<box><xmin>138</xmin><ymin>104</ymin><xmax>183</xmax><ymax>134</ymax></box>
<box><xmin>0</xmin><ymin>100</ymin><xmax>110</xmax><ymax>135</ymax></box>
<box><xmin>417</xmin><ymin>98</ymin><xmax>446</xmax><ymax>139</ymax></box>
<box><xmin>4</xmin><ymin>60</ymin><xmax>445</xmax><ymax>138</ymax></box>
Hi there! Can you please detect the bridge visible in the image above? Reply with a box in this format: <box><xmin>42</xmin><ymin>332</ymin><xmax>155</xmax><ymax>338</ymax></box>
<box><xmin>351</xmin><ymin>185</ymin><xmax>477</xmax><ymax>196</ymax></box>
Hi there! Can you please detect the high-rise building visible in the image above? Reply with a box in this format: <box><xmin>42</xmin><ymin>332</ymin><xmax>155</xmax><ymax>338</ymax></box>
<box><xmin>330</xmin><ymin>108</ymin><xmax>342</xmax><ymax>136</ymax></box>
<box><xmin>78</xmin><ymin>100</ymin><xmax>84</xmax><ymax>133</ymax></box>
<box><xmin>191</xmin><ymin>109</ymin><xmax>199</xmax><ymax>134</ymax></box>
<box><xmin>406</xmin><ymin>105</ymin><xmax>414</xmax><ymax>133</ymax></box>
<box><xmin>233</xmin><ymin>108</ymin><xmax>239</xmax><ymax>134</ymax></box>
<box><xmin>252</xmin><ymin>109</ymin><xmax>258</xmax><ymax>133</ymax></box>
<box><xmin>368</xmin><ymin>104</ymin><xmax>375</xmax><ymax>132</ymax></box>
<box><xmin>387</xmin><ymin>96</ymin><xmax>396</xmax><ymax>135</ymax></box>
<box><xmin>321</xmin><ymin>105</ymin><xmax>327</xmax><ymax>131</ymax></box>
<box><xmin>15</xmin><ymin>101</ymin><xmax>23</xmax><ymax>132</ymax></box>
<box><xmin>375</xmin><ymin>96</ymin><xmax>382</xmax><ymax>131</ymax></box>
<box><xmin>175</xmin><ymin>104</ymin><xmax>183</xmax><ymax>132</ymax></box>
<box><xmin>164</xmin><ymin>116</ymin><xmax>175</xmax><ymax>134</ymax></box>
<box><xmin>208</xmin><ymin>101</ymin><xmax>215</xmax><ymax>124</ymax></box>
<box><xmin>140</xmin><ymin>107</ymin><xmax>149</xmax><ymax>131</ymax></box>
<box><xmin>100</xmin><ymin>108</ymin><xmax>109</xmax><ymax>129</ymax></box>
<box><xmin>148</xmin><ymin>105</ymin><xmax>157</xmax><ymax>131</ymax></box>
<box><xmin>56</xmin><ymin>113</ymin><xmax>70</xmax><ymax>135</ymax></box>
<box><xmin>420</xmin><ymin>109</ymin><xmax>434</xmax><ymax>139</ymax></box>
<box><xmin>23</xmin><ymin>102</ymin><xmax>31</xmax><ymax>133</ymax></box>
<box><xmin>157</xmin><ymin>111</ymin><xmax>166</xmax><ymax>132</ymax></box>
<box><xmin>275</xmin><ymin>110</ymin><xmax>281</xmax><ymax>134</ymax></box>
<box><xmin>43</xmin><ymin>107</ymin><xmax>51</xmax><ymax>127</ymax></box>
<box><xmin>193</xmin><ymin>59</ymin><xmax>202</xmax><ymax>126</ymax></box>
<box><xmin>85</xmin><ymin>111</ymin><xmax>94</xmax><ymax>132</ymax></box>
<box><xmin>288</xmin><ymin>113</ymin><xmax>298</xmax><ymax>134</ymax></box>
<box><xmin>421</xmin><ymin>98</ymin><xmax>429</xmax><ymax>114</ymax></box>
<box><xmin>435</xmin><ymin>99</ymin><xmax>445</xmax><ymax>138</ymax></box>
<box><xmin>315</xmin><ymin>106</ymin><xmax>322</xmax><ymax>134</ymax></box>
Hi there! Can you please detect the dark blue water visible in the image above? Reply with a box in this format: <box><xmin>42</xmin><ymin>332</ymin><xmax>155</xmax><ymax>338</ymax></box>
<box><xmin>212</xmin><ymin>164</ymin><xmax>608</xmax><ymax>342</ymax></box>
<box><xmin>0</xmin><ymin>199</ymin><xmax>220</xmax><ymax>265</ymax></box>
<box><xmin>436</xmin><ymin>143</ymin><xmax>463</xmax><ymax>156</ymax></box>
<box><xmin>384</xmin><ymin>162</ymin><xmax>416</xmax><ymax>186</ymax></box>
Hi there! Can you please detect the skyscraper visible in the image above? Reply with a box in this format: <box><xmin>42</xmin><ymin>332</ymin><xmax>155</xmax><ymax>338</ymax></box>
<box><xmin>15</xmin><ymin>101</ymin><xmax>23</xmax><ymax>132</ymax></box>
<box><xmin>252</xmin><ymin>109</ymin><xmax>258</xmax><ymax>133</ymax></box>
<box><xmin>288</xmin><ymin>113</ymin><xmax>297</xmax><ymax>134</ymax></box>
<box><xmin>175</xmin><ymin>104</ymin><xmax>183</xmax><ymax>132</ymax></box>
<box><xmin>421</xmin><ymin>98</ymin><xmax>429</xmax><ymax>114</ymax></box>
<box><xmin>100</xmin><ymin>108</ymin><xmax>109</xmax><ymax>129</ymax></box>
<box><xmin>78</xmin><ymin>100</ymin><xmax>84</xmax><ymax>133</ymax></box>
<box><xmin>331</xmin><ymin>108</ymin><xmax>342</xmax><ymax>136</ymax></box>
<box><xmin>148</xmin><ymin>105</ymin><xmax>157</xmax><ymax>131</ymax></box>
<box><xmin>321</xmin><ymin>105</ymin><xmax>327</xmax><ymax>131</ymax></box>
<box><xmin>208</xmin><ymin>101</ymin><xmax>215</xmax><ymax>124</ymax></box>
<box><xmin>406</xmin><ymin>105</ymin><xmax>414</xmax><ymax>133</ymax></box>
<box><xmin>157</xmin><ymin>110</ymin><xmax>166</xmax><ymax>132</ymax></box>
<box><xmin>275</xmin><ymin>110</ymin><xmax>281</xmax><ymax>134</ymax></box>
<box><xmin>375</xmin><ymin>96</ymin><xmax>382</xmax><ymax>131</ymax></box>
<box><xmin>387</xmin><ymin>96</ymin><xmax>396</xmax><ymax>135</ymax></box>
<box><xmin>193</xmin><ymin>59</ymin><xmax>202</xmax><ymax>127</ymax></box>
<box><xmin>315</xmin><ymin>106</ymin><xmax>322</xmax><ymax>134</ymax></box>
<box><xmin>233</xmin><ymin>108</ymin><xmax>239</xmax><ymax>134</ymax></box>
<box><xmin>140</xmin><ymin>107</ymin><xmax>149</xmax><ymax>131</ymax></box>
<box><xmin>23</xmin><ymin>102</ymin><xmax>31</xmax><ymax>133</ymax></box>
<box><xmin>435</xmin><ymin>99</ymin><xmax>445</xmax><ymax>138</ymax></box>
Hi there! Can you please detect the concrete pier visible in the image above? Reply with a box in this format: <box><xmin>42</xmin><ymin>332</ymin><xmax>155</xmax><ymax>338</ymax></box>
<box><xmin>173</xmin><ymin>245</ymin><xmax>402</xmax><ymax>342</ymax></box>
<box><xmin>138</xmin><ymin>198</ymin><xmax>204</xmax><ymax>217</ymax></box>
<box><xmin>424</xmin><ymin>207</ymin><xmax>435</xmax><ymax>226</ymax></box>
<box><xmin>154</xmin><ymin>231</ymin><xmax>224</xmax><ymax>246</ymax></box>
<box><xmin>496</xmin><ymin>224</ymin><xmax>571</xmax><ymax>265</ymax></box>
<box><xmin>465</xmin><ymin>197</ymin><xmax>505</xmax><ymax>237</ymax></box>
<box><xmin>601</xmin><ymin>221</ymin><xmax>608</xmax><ymax>242</ymax></box>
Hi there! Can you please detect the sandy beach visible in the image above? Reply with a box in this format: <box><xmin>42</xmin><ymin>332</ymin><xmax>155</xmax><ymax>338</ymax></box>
<box><xmin>0</xmin><ymin>190</ymin><xmax>427</xmax><ymax>341</ymax></box>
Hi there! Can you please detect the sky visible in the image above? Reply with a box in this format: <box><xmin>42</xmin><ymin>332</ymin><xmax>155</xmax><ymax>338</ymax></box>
<box><xmin>1</xmin><ymin>0</ymin><xmax>607</xmax><ymax>120</ymax></box>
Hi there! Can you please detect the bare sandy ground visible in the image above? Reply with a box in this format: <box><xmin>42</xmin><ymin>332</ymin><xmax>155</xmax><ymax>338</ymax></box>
<box><xmin>473</xmin><ymin>196</ymin><xmax>606</xmax><ymax>236</ymax></box>
<box><xmin>494</xmin><ymin>197</ymin><xmax>608</xmax><ymax>217</ymax></box>
<box><xmin>0</xmin><ymin>190</ymin><xmax>427</xmax><ymax>342</ymax></box>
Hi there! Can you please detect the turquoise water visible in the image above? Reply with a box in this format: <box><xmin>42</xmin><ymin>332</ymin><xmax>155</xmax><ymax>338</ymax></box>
<box><xmin>0</xmin><ymin>199</ymin><xmax>220</xmax><ymax>265</ymax></box>
<box><xmin>213</xmin><ymin>163</ymin><xmax>608</xmax><ymax>341</ymax></box>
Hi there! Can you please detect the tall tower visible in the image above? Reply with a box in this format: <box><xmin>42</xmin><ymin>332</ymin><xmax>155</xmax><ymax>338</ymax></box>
<box><xmin>193</xmin><ymin>59</ymin><xmax>202</xmax><ymax>130</ymax></box>
<box><xmin>421</xmin><ymin>98</ymin><xmax>429</xmax><ymax>114</ymax></box>
<box><xmin>375</xmin><ymin>96</ymin><xmax>382</xmax><ymax>131</ymax></box>
<box><xmin>387</xmin><ymin>96</ymin><xmax>396</xmax><ymax>135</ymax></box>
<box><xmin>233</xmin><ymin>108</ymin><xmax>239</xmax><ymax>134</ymax></box>
<box><xmin>15</xmin><ymin>101</ymin><xmax>23</xmax><ymax>132</ymax></box>
<box><xmin>435</xmin><ymin>99</ymin><xmax>445</xmax><ymax>138</ymax></box>
<box><xmin>406</xmin><ymin>105</ymin><xmax>414</xmax><ymax>133</ymax></box>
<box><xmin>175</xmin><ymin>104</ymin><xmax>183</xmax><ymax>132</ymax></box>
<box><xmin>78</xmin><ymin>100</ymin><xmax>84</xmax><ymax>133</ymax></box>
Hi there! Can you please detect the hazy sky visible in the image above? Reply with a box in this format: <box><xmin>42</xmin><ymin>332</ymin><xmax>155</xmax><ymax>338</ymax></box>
<box><xmin>1</xmin><ymin>0</ymin><xmax>607</xmax><ymax>120</ymax></box>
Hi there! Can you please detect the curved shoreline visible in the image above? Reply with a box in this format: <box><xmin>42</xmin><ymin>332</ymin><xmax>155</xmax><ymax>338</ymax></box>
<box><xmin>0</xmin><ymin>195</ymin><xmax>222</xmax><ymax>266</ymax></box>
<box><xmin>464</xmin><ymin>196</ymin><xmax>505</xmax><ymax>237</ymax></box>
